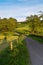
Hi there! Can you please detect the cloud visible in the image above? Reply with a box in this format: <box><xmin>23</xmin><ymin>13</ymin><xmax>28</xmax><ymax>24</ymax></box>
<box><xmin>0</xmin><ymin>4</ymin><xmax>43</xmax><ymax>21</ymax></box>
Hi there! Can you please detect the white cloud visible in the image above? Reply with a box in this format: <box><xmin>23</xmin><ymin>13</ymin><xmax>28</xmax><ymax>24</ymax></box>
<box><xmin>0</xmin><ymin>4</ymin><xmax>43</xmax><ymax>21</ymax></box>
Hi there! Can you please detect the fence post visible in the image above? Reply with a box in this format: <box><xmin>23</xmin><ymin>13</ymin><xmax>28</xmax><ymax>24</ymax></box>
<box><xmin>10</xmin><ymin>41</ymin><xmax>13</xmax><ymax>51</ymax></box>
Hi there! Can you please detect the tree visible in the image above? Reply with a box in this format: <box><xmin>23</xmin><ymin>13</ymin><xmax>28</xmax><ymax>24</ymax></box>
<box><xmin>8</xmin><ymin>17</ymin><xmax>18</xmax><ymax>31</ymax></box>
<box><xmin>0</xmin><ymin>17</ymin><xmax>18</xmax><ymax>32</ymax></box>
<box><xmin>26</xmin><ymin>15</ymin><xmax>40</xmax><ymax>33</ymax></box>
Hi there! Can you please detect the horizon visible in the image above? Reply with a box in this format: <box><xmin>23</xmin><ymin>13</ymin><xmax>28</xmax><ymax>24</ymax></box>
<box><xmin>0</xmin><ymin>0</ymin><xmax>43</xmax><ymax>21</ymax></box>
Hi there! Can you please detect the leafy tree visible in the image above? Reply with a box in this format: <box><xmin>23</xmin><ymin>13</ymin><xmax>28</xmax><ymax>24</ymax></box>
<box><xmin>26</xmin><ymin>15</ymin><xmax>40</xmax><ymax>33</ymax></box>
<box><xmin>0</xmin><ymin>17</ymin><xmax>18</xmax><ymax>32</ymax></box>
<box><xmin>8</xmin><ymin>17</ymin><xmax>18</xmax><ymax>31</ymax></box>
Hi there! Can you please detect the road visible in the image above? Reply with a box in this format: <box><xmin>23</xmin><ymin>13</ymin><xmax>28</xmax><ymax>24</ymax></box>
<box><xmin>25</xmin><ymin>37</ymin><xmax>43</xmax><ymax>65</ymax></box>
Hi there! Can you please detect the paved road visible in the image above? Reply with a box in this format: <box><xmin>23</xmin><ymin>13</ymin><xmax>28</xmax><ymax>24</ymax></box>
<box><xmin>25</xmin><ymin>37</ymin><xmax>43</xmax><ymax>65</ymax></box>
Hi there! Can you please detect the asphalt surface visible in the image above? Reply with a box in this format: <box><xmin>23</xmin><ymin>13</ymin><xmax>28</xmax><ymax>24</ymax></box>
<box><xmin>25</xmin><ymin>37</ymin><xmax>43</xmax><ymax>65</ymax></box>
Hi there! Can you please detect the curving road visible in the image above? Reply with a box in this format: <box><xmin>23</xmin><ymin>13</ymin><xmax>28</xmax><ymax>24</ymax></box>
<box><xmin>25</xmin><ymin>37</ymin><xmax>43</xmax><ymax>65</ymax></box>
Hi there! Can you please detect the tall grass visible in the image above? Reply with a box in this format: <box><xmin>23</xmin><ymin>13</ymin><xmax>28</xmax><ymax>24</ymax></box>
<box><xmin>0</xmin><ymin>36</ymin><xmax>31</xmax><ymax>65</ymax></box>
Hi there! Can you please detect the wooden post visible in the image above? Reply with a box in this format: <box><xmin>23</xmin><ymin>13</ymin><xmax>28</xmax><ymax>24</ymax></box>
<box><xmin>10</xmin><ymin>41</ymin><xmax>13</xmax><ymax>51</ymax></box>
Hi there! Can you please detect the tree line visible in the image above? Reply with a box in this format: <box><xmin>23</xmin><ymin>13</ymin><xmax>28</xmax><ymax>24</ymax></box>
<box><xmin>0</xmin><ymin>14</ymin><xmax>43</xmax><ymax>35</ymax></box>
<box><xmin>0</xmin><ymin>17</ymin><xmax>17</xmax><ymax>32</ymax></box>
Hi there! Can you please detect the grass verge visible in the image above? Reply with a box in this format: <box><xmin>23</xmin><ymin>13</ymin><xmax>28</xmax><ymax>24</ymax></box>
<box><xmin>28</xmin><ymin>34</ymin><xmax>43</xmax><ymax>44</ymax></box>
<box><xmin>0</xmin><ymin>38</ymin><xmax>31</xmax><ymax>65</ymax></box>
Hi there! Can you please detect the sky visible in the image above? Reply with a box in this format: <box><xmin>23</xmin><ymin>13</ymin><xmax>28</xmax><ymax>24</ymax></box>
<box><xmin>0</xmin><ymin>0</ymin><xmax>43</xmax><ymax>21</ymax></box>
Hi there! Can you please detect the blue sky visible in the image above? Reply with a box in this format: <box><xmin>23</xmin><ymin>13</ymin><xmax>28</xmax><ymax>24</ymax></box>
<box><xmin>0</xmin><ymin>0</ymin><xmax>43</xmax><ymax>21</ymax></box>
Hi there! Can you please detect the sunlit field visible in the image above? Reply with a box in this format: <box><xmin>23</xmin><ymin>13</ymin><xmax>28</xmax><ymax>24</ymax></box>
<box><xmin>0</xmin><ymin>35</ymin><xmax>18</xmax><ymax>41</ymax></box>
<box><xmin>7</xmin><ymin>36</ymin><xmax>18</xmax><ymax>41</ymax></box>
<box><xmin>0</xmin><ymin>36</ymin><xmax>5</xmax><ymax>40</ymax></box>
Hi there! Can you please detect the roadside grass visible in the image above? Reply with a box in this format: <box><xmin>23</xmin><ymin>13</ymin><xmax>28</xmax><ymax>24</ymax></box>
<box><xmin>0</xmin><ymin>36</ymin><xmax>31</xmax><ymax>65</ymax></box>
<box><xmin>28</xmin><ymin>34</ymin><xmax>43</xmax><ymax>44</ymax></box>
